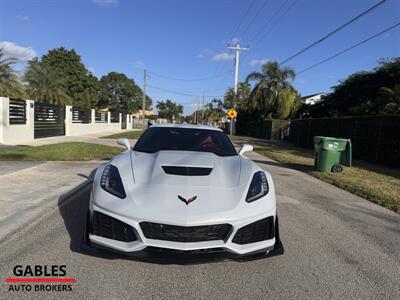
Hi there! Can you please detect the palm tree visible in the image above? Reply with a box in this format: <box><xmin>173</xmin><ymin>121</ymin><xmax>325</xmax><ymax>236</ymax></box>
<box><xmin>25</xmin><ymin>60</ymin><xmax>72</xmax><ymax>105</ymax></box>
<box><xmin>245</xmin><ymin>61</ymin><xmax>295</xmax><ymax>113</ymax></box>
<box><xmin>223</xmin><ymin>82</ymin><xmax>251</xmax><ymax>110</ymax></box>
<box><xmin>0</xmin><ymin>49</ymin><xmax>26</xmax><ymax>98</ymax></box>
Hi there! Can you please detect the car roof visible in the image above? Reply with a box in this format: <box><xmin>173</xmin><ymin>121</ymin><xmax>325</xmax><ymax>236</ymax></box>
<box><xmin>149</xmin><ymin>123</ymin><xmax>223</xmax><ymax>132</ymax></box>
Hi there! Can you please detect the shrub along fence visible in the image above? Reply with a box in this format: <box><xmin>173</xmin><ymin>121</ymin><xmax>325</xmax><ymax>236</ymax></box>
<box><xmin>236</xmin><ymin>117</ymin><xmax>289</xmax><ymax>140</ymax></box>
<box><xmin>289</xmin><ymin>116</ymin><xmax>400</xmax><ymax>167</ymax></box>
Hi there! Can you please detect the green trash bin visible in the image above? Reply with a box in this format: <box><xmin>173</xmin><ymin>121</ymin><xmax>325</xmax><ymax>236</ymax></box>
<box><xmin>313</xmin><ymin>136</ymin><xmax>352</xmax><ymax>172</ymax></box>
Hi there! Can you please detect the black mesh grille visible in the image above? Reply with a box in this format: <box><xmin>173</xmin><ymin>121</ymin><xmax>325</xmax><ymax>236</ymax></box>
<box><xmin>92</xmin><ymin>211</ymin><xmax>137</xmax><ymax>242</ymax></box>
<box><xmin>140</xmin><ymin>222</ymin><xmax>232</xmax><ymax>243</ymax></box>
<box><xmin>162</xmin><ymin>166</ymin><xmax>213</xmax><ymax>176</ymax></box>
<box><xmin>232</xmin><ymin>217</ymin><xmax>274</xmax><ymax>244</ymax></box>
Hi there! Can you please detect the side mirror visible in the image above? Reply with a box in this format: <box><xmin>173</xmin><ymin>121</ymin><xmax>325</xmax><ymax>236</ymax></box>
<box><xmin>238</xmin><ymin>144</ymin><xmax>253</xmax><ymax>155</ymax></box>
<box><xmin>117</xmin><ymin>138</ymin><xmax>130</xmax><ymax>150</ymax></box>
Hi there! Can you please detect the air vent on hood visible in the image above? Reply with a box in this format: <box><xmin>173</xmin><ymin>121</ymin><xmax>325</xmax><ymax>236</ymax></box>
<box><xmin>161</xmin><ymin>166</ymin><xmax>212</xmax><ymax>176</ymax></box>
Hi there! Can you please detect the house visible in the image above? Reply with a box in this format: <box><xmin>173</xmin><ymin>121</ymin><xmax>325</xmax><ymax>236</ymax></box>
<box><xmin>132</xmin><ymin>109</ymin><xmax>156</xmax><ymax>119</ymax></box>
<box><xmin>301</xmin><ymin>93</ymin><xmax>326</xmax><ymax>105</ymax></box>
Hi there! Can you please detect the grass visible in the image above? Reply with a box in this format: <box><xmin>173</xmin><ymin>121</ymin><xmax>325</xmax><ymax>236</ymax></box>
<box><xmin>0</xmin><ymin>142</ymin><xmax>123</xmax><ymax>161</ymax></box>
<box><xmin>101</xmin><ymin>130</ymin><xmax>143</xmax><ymax>139</ymax></box>
<box><xmin>231</xmin><ymin>135</ymin><xmax>400</xmax><ymax>213</ymax></box>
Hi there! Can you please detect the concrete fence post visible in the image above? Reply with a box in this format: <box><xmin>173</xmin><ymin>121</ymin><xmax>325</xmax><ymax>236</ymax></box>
<box><xmin>91</xmin><ymin>109</ymin><xmax>95</xmax><ymax>124</ymax></box>
<box><xmin>65</xmin><ymin>105</ymin><xmax>72</xmax><ymax>136</ymax></box>
<box><xmin>119</xmin><ymin>113</ymin><xmax>122</xmax><ymax>129</ymax></box>
<box><xmin>107</xmin><ymin>112</ymin><xmax>111</xmax><ymax>124</ymax></box>
<box><xmin>0</xmin><ymin>97</ymin><xmax>6</xmax><ymax>143</ymax></box>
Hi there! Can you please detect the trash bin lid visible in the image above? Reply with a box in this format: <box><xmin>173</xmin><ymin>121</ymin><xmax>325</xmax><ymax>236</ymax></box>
<box><xmin>313</xmin><ymin>136</ymin><xmax>350</xmax><ymax>151</ymax></box>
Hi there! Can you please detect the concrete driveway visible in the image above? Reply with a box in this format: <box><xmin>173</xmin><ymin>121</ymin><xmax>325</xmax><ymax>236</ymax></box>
<box><xmin>0</xmin><ymin>151</ymin><xmax>399</xmax><ymax>299</ymax></box>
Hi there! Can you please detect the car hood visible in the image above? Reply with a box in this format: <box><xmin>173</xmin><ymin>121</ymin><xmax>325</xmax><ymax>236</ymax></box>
<box><xmin>130</xmin><ymin>150</ymin><xmax>241</xmax><ymax>188</ymax></box>
<box><xmin>93</xmin><ymin>150</ymin><xmax>274</xmax><ymax>224</ymax></box>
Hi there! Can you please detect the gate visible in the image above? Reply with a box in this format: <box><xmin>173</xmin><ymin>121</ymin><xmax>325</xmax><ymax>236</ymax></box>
<box><xmin>121</xmin><ymin>115</ymin><xmax>127</xmax><ymax>129</ymax></box>
<box><xmin>34</xmin><ymin>102</ymin><xmax>65</xmax><ymax>138</ymax></box>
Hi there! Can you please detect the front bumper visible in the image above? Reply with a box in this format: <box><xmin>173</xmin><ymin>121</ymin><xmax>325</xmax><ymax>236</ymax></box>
<box><xmin>88</xmin><ymin>205</ymin><xmax>279</xmax><ymax>256</ymax></box>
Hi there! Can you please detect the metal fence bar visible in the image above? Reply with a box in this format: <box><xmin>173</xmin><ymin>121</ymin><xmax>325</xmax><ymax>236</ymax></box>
<box><xmin>95</xmin><ymin>111</ymin><xmax>108</xmax><ymax>123</ymax></box>
<box><xmin>72</xmin><ymin>107</ymin><xmax>92</xmax><ymax>123</ymax></box>
<box><xmin>9</xmin><ymin>99</ymin><xmax>26</xmax><ymax>125</ymax></box>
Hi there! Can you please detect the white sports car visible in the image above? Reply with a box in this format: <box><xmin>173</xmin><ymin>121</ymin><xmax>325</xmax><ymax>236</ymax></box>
<box><xmin>86</xmin><ymin>124</ymin><xmax>282</xmax><ymax>259</ymax></box>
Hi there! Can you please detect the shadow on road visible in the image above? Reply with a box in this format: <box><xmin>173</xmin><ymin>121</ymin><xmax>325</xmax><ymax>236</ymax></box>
<box><xmin>58</xmin><ymin>169</ymin><xmax>284</xmax><ymax>265</ymax></box>
<box><xmin>251</xmin><ymin>159</ymin><xmax>315</xmax><ymax>174</ymax></box>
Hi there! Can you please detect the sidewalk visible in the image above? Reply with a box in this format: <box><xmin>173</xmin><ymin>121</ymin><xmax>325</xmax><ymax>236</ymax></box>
<box><xmin>0</xmin><ymin>160</ymin><xmax>101</xmax><ymax>241</ymax></box>
<box><xmin>25</xmin><ymin>130</ymin><xmax>135</xmax><ymax>147</ymax></box>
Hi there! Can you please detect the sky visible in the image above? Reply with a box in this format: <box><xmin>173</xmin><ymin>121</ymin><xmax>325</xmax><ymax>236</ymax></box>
<box><xmin>1</xmin><ymin>0</ymin><xmax>399</xmax><ymax>115</ymax></box>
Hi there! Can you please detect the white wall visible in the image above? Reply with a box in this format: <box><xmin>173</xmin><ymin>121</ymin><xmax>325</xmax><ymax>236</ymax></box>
<box><xmin>0</xmin><ymin>98</ymin><xmax>34</xmax><ymax>144</ymax></box>
<box><xmin>65</xmin><ymin>106</ymin><xmax>123</xmax><ymax>136</ymax></box>
<box><xmin>0</xmin><ymin>101</ymin><xmax>130</xmax><ymax>144</ymax></box>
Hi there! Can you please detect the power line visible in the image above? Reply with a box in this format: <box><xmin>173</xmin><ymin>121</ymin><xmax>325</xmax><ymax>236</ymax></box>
<box><xmin>250</xmin><ymin>0</ymin><xmax>298</xmax><ymax>47</ymax></box>
<box><xmin>296</xmin><ymin>21</ymin><xmax>400</xmax><ymax>75</ymax></box>
<box><xmin>229</xmin><ymin>0</ymin><xmax>257</xmax><ymax>41</ymax></box>
<box><xmin>147</xmin><ymin>84</ymin><xmax>223</xmax><ymax>98</ymax></box>
<box><xmin>239</xmin><ymin>0</ymin><xmax>272</xmax><ymax>39</ymax></box>
<box><xmin>147</xmin><ymin>70</ymin><xmax>232</xmax><ymax>81</ymax></box>
<box><xmin>249</xmin><ymin>0</ymin><xmax>292</xmax><ymax>44</ymax></box>
<box><xmin>280</xmin><ymin>0</ymin><xmax>389</xmax><ymax>65</ymax></box>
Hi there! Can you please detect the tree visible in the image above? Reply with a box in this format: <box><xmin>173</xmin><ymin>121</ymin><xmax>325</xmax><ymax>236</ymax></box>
<box><xmin>246</xmin><ymin>61</ymin><xmax>296</xmax><ymax>116</ymax></box>
<box><xmin>99</xmin><ymin>72</ymin><xmax>148</xmax><ymax>113</ymax></box>
<box><xmin>275</xmin><ymin>87</ymin><xmax>299</xmax><ymax>119</ymax></box>
<box><xmin>378</xmin><ymin>85</ymin><xmax>400</xmax><ymax>115</ymax></box>
<box><xmin>24</xmin><ymin>60</ymin><xmax>71</xmax><ymax>104</ymax></box>
<box><xmin>0</xmin><ymin>49</ymin><xmax>26</xmax><ymax>98</ymax></box>
<box><xmin>307</xmin><ymin>57</ymin><xmax>400</xmax><ymax>117</ymax></box>
<box><xmin>39</xmin><ymin>47</ymin><xmax>100</xmax><ymax>108</ymax></box>
<box><xmin>223</xmin><ymin>82</ymin><xmax>251</xmax><ymax>110</ymax></box>
<box><xmin>156</xmin><ymin>99</ymin><xmax>183</xmax><ymax>121</ymax></box>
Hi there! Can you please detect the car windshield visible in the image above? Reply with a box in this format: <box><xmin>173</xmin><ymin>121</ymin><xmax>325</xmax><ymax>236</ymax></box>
<box><xmin>133</xmin><ymin>127</ymin><xmax>237</xmax><ymax>157</ymax></box>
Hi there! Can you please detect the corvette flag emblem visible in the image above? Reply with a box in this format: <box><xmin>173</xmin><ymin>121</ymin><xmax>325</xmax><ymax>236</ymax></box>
<box><xmin>178</xmin><ymin>195</ymin><xmax>197</xmax><ymax>205</ymax></box>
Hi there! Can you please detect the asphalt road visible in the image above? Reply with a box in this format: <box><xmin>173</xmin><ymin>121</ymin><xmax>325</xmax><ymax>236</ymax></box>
<box><xmin>0</xmin><ymin>151</ymin><xmax>399</xmax><ymax>299</ymax></box>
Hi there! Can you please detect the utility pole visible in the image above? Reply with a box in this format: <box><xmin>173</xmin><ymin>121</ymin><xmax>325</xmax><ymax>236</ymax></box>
<box><xmin>227</xmin><ymin>42</ymin><xmax>248</xmax><ymax>135</ymax></box>
<box><xmin>201</xmin><ymin>95</ymin><xmax>205</xmax><ymax>125</ymax></box>
<box><xmin>142</xmin><ymin>69</ymin><xmax>147</xmax><ymax>129</ymax></box>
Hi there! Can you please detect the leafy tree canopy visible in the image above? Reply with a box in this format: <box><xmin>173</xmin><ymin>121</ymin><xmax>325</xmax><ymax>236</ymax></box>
<box><xmin>156</xmin><ymin>99</ymin><xmax>183</xmax><ymax>121</ymax></box>
<box><xmin>243</xmin><ymin>61</ymin><xmax>298</xmax><ymax>120</ymax></box>
<box><xmin>0</xmin><ymin>48</ymin><xmax>26</xmax><ymax>98</ymax></box>
<box><xmin>99</xmin><ymin>72</ymin><xmax>151</xmax><ymax>114</ymax></box>
<box><xmin>25</xmin><ymin>60</ymin><xmax>72</xmax><ymax>105</ymax></box>
<box><xmin>38</xmin><ymin>47</ymin><xmax>99</xmax><ymax>108</ymax></box>
<box><xmin>304</xmin><ymin>57</ymin><xmax>400</xmax><ymax>117</ymax></box>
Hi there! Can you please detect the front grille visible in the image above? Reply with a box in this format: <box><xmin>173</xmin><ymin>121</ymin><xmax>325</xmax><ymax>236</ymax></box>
<box><xmin>145</xmin><ymin>247</ymin><xmax>226</xmax><ymax>255</ymax></box>
<box><xmin>92</xmin><ymin>211</ymin><xmax>137</xmax><ymax>242</ymax></box>
<box><xmin>232</xmin><ymin>217</ymin><xmax>274</xmax><ymax>245</ymax></box>
<box><xmin>140</xmin><ymin>222</ymin><xmax>232</xmax><ymax>243</ymax></box>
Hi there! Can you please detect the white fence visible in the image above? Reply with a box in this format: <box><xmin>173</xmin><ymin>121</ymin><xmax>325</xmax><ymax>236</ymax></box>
<box><xmin>0</xmin><ymin>97</ymin><xmax>134</xmax><ymax>145</ymax></box>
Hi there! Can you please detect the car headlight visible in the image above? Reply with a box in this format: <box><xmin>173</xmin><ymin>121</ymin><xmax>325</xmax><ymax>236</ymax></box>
<box><xmin>245</xmin><ymin>171</ymin><xmax>269</xmax><ymax>202</ymax></box>
<box><xmin>100</xmin><ymin>164</ymin><xmax>126</xmax><ymax>199</ymax></box>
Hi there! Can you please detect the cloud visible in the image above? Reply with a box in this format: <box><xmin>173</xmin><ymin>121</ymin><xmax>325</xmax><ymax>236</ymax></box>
<box><xmin>229</xmin><ymin>37</ymin><xmax>240</xmax><ymax>45</ymax></box>
<box><xmin>249</xmin><ymin>58</ymin><xmax>269</xmax><ymax>66</ymax></box>
<box><xmin>196</xmin><ymin>48</ymin><xmax>213</xmax><ymax>59</ymax></box>
<box><xmin>17</xmin><ymin>14</ymin><xmax>29</xmax><ymax>21</ymax></box>
<box><xmin>0</xmin><ymin>41</ymin><xmax>37</xmax><ymax>61</ymax></box>
<box><xmin>133</xmin><ymin>61</ymin><xmax>144</xmax><ymax>68</ymax></box>
<box><xmin>212</xmin><ymin>52</ymin><xmax>234</xmax><ymax>62</ymax></box>
<box><xmin>93</xmin><ymin>0</ymin><xmax>118</xmax><ymax>6</ymax></box>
